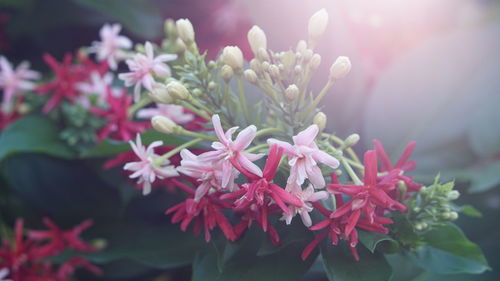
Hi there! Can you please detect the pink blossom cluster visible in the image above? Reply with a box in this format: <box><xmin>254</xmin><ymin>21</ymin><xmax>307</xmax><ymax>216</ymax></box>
<box><xmin>0</xmin><ymin>218</ymin><xmax>100</xmax><ymax>281</ymax></box>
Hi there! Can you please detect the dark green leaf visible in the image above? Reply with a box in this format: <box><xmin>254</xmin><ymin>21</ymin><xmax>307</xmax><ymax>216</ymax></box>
<box><xmin>460</xmin><ymin>205</ymin><xmax>482</xmax><ymax>217</ymax></box>
<box><xmin>321</xmin><ymin>242</ymin><xmax>393</xmax><ymax>281</ymax></box>
<box><xmin>358</xmin><ymin>231</ymin><xmax>398</xmax><ymax>253</ymax></box>
<box><xmin>409</xmin><ymin>223</ymin><xmax>489</xmax><ymax>274</ymax></box>
<box><xmin>0</xmin><ymin>115</ymin><xmax>75</xmax><ymax>161</ymax></box>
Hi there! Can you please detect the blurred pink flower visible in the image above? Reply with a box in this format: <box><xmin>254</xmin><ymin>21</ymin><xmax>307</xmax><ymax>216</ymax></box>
<box><xmin>268</xmin><ymin>125</ymin><xmax>339</xmax><ymax>188</ymax></box>
<box><xmin>124</xmin><ymin>134</ymin><xmax>179</xmax><ymax>195</ymax></box>
<box><xmin>0</xmin><ymin>56</ymin><xmax>39</xmax><ymax>113</ymax></box>
<box><xmin>75</xmin><ymin>71</ymin><xmax>115</xmax><ymax>107</ymax></box>
<box><xmin>89</xmin><ymin>23</ymin><xmax>132</xmax><ymax>70</ymax></box>
<box><xmin>137</xmin><ymin>104</ymin><xmax>194</xmax><ymax>124</ymax></box>
<box><xmin>282</xmin><ymin>184</ymin><xmax>328</xmax><ymax>227</ymax></box>
<box><xmin>118</xmin><ymin>42</ymin><xmax>177</xmax><ymax>101</ymax></box>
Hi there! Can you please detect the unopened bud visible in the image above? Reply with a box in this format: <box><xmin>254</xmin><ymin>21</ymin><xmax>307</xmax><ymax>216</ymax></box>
<box><xmin>208</xmin><ymin>81</ymin><xmax>217</xmax><ymax>90</ymax></box>
<box><xmin>296</xmin><ymin>40</ymin><xmax>307</xmax><ymax>53</ymax></box>
<box><xmin>176</xmin><ymin>19</ymin><xmax>195</xmax><ymax>43</ymax></box>
<box><xmin>247</xmin><ymin>25</ymin><xmax>267</xmax><ymax>56</ymax></box>
<box><xmin>257</xmin><ymin>48</ymin><xmax>270</xmax><ymax>61</ymax></box>
<box><xmin>166</xmin><ymin>81</ymin><xmax>190</xmax><ymax>100</ymax></box>
<box><xmin>250</xmin><ymin>59</ymin><xmax>261</xmax><ymax>73</ymax></box>
<box><xmin>269</xmin><ymin>64</ymin><xmax>280</xmax><ymax>78</ymax></box>
<box><xmin>344</xmin><ymin>134</ymin><xmax>360</xmax><ymax>148</ymax></box>
<box><xmin>447</xmin><ymin>190</ymin><xmax>460</xmax><ymax>200</ymax></box>
<box><xmin>192</xmin><ymin>88</ymin><xmax>202</xmax><ymax>96</ymax></box>
<box><xmin>285</xmin><ymin>84</ymin><xmax>299</xmax><ymax>101</ymax></box>
<box><xmin>308</xmin><ymin>9</ymin><xmax>329</xmax><ymax>44</ymax></box>
<box><xmin>164</xmin><ymin>19</ymin><xmax>177</xmax><ymax>37</ymax></box>
<box><xmin>152</xmin><ymin>116</ymin><xmax>177</xmax><ymax>134</ymax></box>
<box><xmin>222</xmin><ymin>46</ymin><xmax>244</xmax><ymax>71</ymax></box>
<box><xmin>449</xmin><ymin>211</ymin><xmax>458</xmax><ymax>220</ymax></box>
<box><xmin>207</xmin><ymin>60</ymin><xmax>216</xmax><ymax>69</ymax></box>
<box><xmin>294</xmin><ymin>65</ymin><xmax>302</xmax><ymax>74</ymax></box>
<box><xmin>221</xmin><ymin>65</ymin><xmax>234</xmax><ymax>83</ymax></box>
<box><xmin>313</xmin><ymin>112</ymin><xmax>327</xmax><ymax>132</ymax></box>
<box><xmin>244</xmin><ymin>69</ymin><xmax>257</xmax><ymax>84</ymax></box>
<box><xmin>310</xmin><ymin>54</ymin><xmax>321</xmax><ymax>70</ymax></box>
<box><xmin>303</xmin><ymin>49</ymin><xmax>313</xmax><ymax>62</ymax></box>
<box><xmin>149</xmin><ymin>84</ymin><xmax>173</xmax><ymax>104</ymax></box>
<box><xmin>261</xmin><ymin>61</ymin><xmax>270</xmax><ymax>71</ymax></box>
<box><xmin>329</xmin><ymin>56</ymin><xmax>351</xmax><ymax>81</ymax></box>
<box><xmin>175</xmin><ymin>38</ymin><xmax>186</xmax><ymax>53</ymax></box>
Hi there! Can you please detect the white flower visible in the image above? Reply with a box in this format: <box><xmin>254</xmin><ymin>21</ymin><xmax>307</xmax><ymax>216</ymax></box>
<box><xmin>124</xmin><ymin>134</ymin><xmax>179</xmax><ymax>195</ymax></box>
<box><xmin>118</xmin><ymin>42</ymin><xmax>177</xmax><ymax>102</ymax></box>
<box><xmin>282</xmin><ymin>184</ymin><xmax>328</xmax><ymax>227</ymax></box>
<box><xmin>0</xmin><ymin>56</ymin><xmax>40</xmax><ymax>113</ymax></box>
<box><xmin>0</xmin><ymin>268</ymin><xmax>11</xmax><ymax>281</ymax></box>
<box><xmin>137</xmin><ymin>104</ymin><xmax>194</xmax><ymax>124</ymax></box>
<box><xmin>89</xmin><ymin>23</ymin><xmax>132</xmax><ymax>70</ymax></box>
<box><xmin>247</xmin><ymin>25</ymin><xmax>267</xmax><ymax>56</ymax></box>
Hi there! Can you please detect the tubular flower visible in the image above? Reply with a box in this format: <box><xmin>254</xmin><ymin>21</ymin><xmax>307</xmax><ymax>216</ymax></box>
<box><xmin>0</xmin><ymin>56</ymin><xmax>40</xmax><ymax>113</ymax></box>
<box><xmin>90</xmin><ymin>88</ymin><xmax>147</xmax><ymax>141</ymax></box>
<box><xmin>75</xmin><ymin>71</ymin><xmax>115</xmax><ymax>107</ymax></box>
<box><xmin>137</xmin><ymin>104</ymin><xmax>194</xmax><ymax>125</ymax></box>
<box><xmin>89</xmin><ymin>23</ymin><xmax>132</xmax><ymax>70</ymax></box>
<box><xmin>118</xmin><ymin>42</ymin><xmax>177</xmax><ymax>101</ymax></box>
<box><xmin>27</xmin><ymin>218</ymin><xmax>96</xmax><ymax>259</ymax></box>
<box><xmin>177</xmin><ymin>149</ymin><xmax>238</xmax><ymax>201</ymax></box>
<box><xmin>166</xmin><ymin>185</ymin><xmax>236</xmax><ymax>242</ymax></box>
<box><xmin>268</xmin><ymin>124</ymin><xmax>340</xmax><ymax>188</ymax></box>
<box><xmin>124</xmin><ymin>134</ymin><xmax>179</xmax><ymax>195</ymax></box>
<box><xmin>201</xmin><ymin>114</ymin><xmax>263</xmax><ymax>188</ymax></box>
<box><xmin>373</xmin><ymin>139</ymin><xmax>422</xmax><ymax>193</ymax></box>
<box><xmin>282</xmin><ymin>183</ymin><xmax>328</xmax><ymax>227</ymax></box>
<box><xmin>327</xmin><ymin>150</ymin><xmax>407</xmax><ymax>232</ymax></box>
<box><xmin>222</xmin><ymin>145</ymin><xmax>303</xmax><ymax>232</ymax></box>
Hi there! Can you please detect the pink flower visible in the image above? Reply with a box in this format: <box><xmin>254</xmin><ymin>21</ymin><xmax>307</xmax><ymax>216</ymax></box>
<box><xmin>137</xmin><ymin>104</ymin><xmax>194</xmax><ymax>124</ymax></box>
<box><xmin>282</xmin><ymin>184</ymin><xmax>328</xmax><ymax>227</ymax></box>
<box><xmin>268</xmin><ymin>125</ymin><xmax>339</xmax><ymax>188</ymax></box>
<box><xmin>123</xmin><ymin>134</ymin><xmax>179</xmax><ymax>195</ymax></box>
<box><xmin>0</xmin><ymin>56</ymin><xmax>39</xmax><ymax>113</ymax></box>
<box><xmin>202</xmin><ymin>114</ymin><xmax>263</xmax><ymax>188</ymax></box>
<box><xmin>118</xmin><ymin>42</ymin><xmax>177</xmax><ymax>101</ymax></box>
<box><xmin>75</xmin><ymin>71</ymin><xmax>114</xmax><ymax>107</ymax></box>
<box><xmin>89</xmin><ymin>23</ymin><xmax>132</xmax><ymax>70</ymax></box>
<box><xmin>177</xmin><ymin>149</ymin><xmax>238</xmax><ymax>201</ymax></box>
<box><xmin>0</xmin><ymin>268</ymin><xmax>11</xmax><ymax>281</ymax></box>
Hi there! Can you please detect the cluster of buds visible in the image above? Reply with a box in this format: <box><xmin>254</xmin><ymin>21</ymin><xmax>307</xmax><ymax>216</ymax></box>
<box><xmin>407</xmin><ymin>177</ymin><xmax>460</xmax><ymax>231</ymax></box>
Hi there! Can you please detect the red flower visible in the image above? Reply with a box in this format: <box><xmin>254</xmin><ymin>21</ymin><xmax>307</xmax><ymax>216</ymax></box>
<box><xmin>328</xmin><ymin>150</ymin><xmax>406</xmax><ymax>229</ymax></box>
<box><xmin>166</xmin><ymin>179</ymin><xmax>236</xmax><ymax>242</ymax></box>
<box><xmin>28</xmin><ymin>218</ymin><xmax>96</xmax><ymax>258</ymax></box>
<box><xmin>0</xmin><ymin>109</ymin><xmax>19</xmax><ymax>130</ymax></box>
<box><xmin>36</xmin><ymin>53</ymin><xmax>107</xmax><ymax>113</ymax></box>
<box><xmin>374</xmin><ymin>139</ymin><xmax>422</xmax><ymax>193</ymax></box>
<box><xmin>56</xmin><ymin>257</ymin><xmax>102</xmax><ymax>281</ymax></box>
<box><xmin>90</xmin><ymin>88</ymin><xmax>147</xmax><ymax>141</ymax></box>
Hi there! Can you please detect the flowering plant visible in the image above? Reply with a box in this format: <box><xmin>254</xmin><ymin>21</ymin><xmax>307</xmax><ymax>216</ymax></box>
<box><xmin>0</xmin><ymin>7</ymin><xmax>490</xmax><ymax>281</ymax></box>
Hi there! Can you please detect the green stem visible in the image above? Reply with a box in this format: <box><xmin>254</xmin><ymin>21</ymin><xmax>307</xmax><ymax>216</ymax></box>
<box><xmin>188</xmin><ymin>95</ymin><xmax>214</xmax><ymax>115</ymax></box>
<box><xmin>179</xmin><ymin>129</ymin><xmax>217</xmax><ymax>141</ymax></box>
<box><xmin>178</xmin><ymin>100</ymin><xmax>211</xmax><ymax>121</ymax></box>
<box><xmin>128</xmin><ymin>96</ymin><xmax>152</xmax><ymax>117</ymax></box>
<box><xmin>237</xmin><ymin>76</ymin><xmax>250</xmax><ymax>124</ymax></box>
<box><xmin>304</xmin><ymin>80</ymin><xmax>333</xmax><ymax>117</ymax></box>
<box><xmin>255</xmin><ymin>127</ymin><xmax>282</xmax><ymax>138</ymax></box>
<box><xmin>323</xmin><ymin>133</ymin><xmax>361</xmax><ymax>164</ymax></box>
<box><xmin>245</xmin><ymin>143</ymin><xmax>269</xmax><ymax>154</ymax></box>
<box><xmin>340</xmin><ymin>157</ymin><xmax>363</xmax><ymax>185</ymax></box>
<box><xmin>155</xmin><ymin>137</ymin><xmax>204</xmax><ymax>165</ymax></box>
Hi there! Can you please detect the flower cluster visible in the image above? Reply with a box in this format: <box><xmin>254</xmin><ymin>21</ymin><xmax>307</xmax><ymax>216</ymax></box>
<box><xmin>0</xmin><ymin>218</ymin><xmax>100</xmax><ymax>281</ymax></box>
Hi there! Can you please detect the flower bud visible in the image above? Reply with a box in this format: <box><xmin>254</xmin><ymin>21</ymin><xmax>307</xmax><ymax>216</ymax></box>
<box><xmin>152</xmin><ymin>116</ymin><xmax>177</xmax><ymax>134</ymax></box>
<box><xmin>222</xmin><ymin>46</ymin><xmax>244</xmax><ymax>71</ymax></box>
<box><xmin>344</xmin><ymin>133</ymin><xmax>360</xmax><ymax>147</ymax></box>
<box><xmin>308</xmin><ymin>9</ymin><xmax>329</xmax><ymax>44</ymax></box>
<box><xmin>285</xmin><ymin>84</ymin><xmax>299</xmax><ymax>101</ymax></box>
<box><xmin>247</xmin><ymin>25</ymin><xmax>267</xmax><ymax>56</ymax></box>
<box><xmin>208</xmin><ymin>81</ymin><xmax>217</xmax><ymax>90</ymax></box>
<box><xmin>310</xmin><ymin>54</ymin><xmax>321</xmax><ymax>70</ymax></box>
<box><xmin>148</xmin><ymin>84</ymin><xmax>173</xmax><ymax>104</ymax></box>
<box><xmin>313</xmin><ymin>112</ymin><xmax>327</xmax><ymax>132</ymax></box>
<box><xmin>221</xmin><ymin>65</ymin><xmax>234</xmax><ymax>83</ymax></box>
<box><xmin>164</xmin><ymin>19</ymin><xmax>177</xmax><ymax>37</ymax></box>
<box><xmin>294</xmin><ymin>65</ymin><xmax>302</xmax><ymax>74</ymax></box>
<box><xmin>176</xmin><ymin>19</ymin><xmax>195</xmax><ymax>43</ymax></box>
<box><xmin>303</xmin><ymin>49</ymin><xmax>313</xmax><ymax>62</ymax></box>
<box><xmin>296</xmin><ymin>40</ymin><xmax>307</xmax><ymax>53</ymax></box>
<box><xmin>269</xmin><ymin>64</ymin><xmax>280</xmax><ymax>78</ymax></box>
<box><xmin>449</xmin><ymin>211</ymin><xmax>458</xmax><ymax>220</ymax></box>
<box><xmin>250</xmin><ymin>59</ymin><xmax>261</xmax><ymax>73</ymax></box>
<box><xmin>261</xmin><ymin>61</ymin><xmax>270</xmax><ymax>71</ymax></box>
<box><xmin>257</xmin><ymin>48</ymin><xmax>270</xmax><ymax>61</ymax></box>
<box><xmin>166</xmin><ymin>81</ymin><xmax>190</xmax><ymax>100</ymax></box>
<box><xmin>244</xmin><ymin>69</ymin><xmax>258</xmax><ymax>84</ymax></box>
<box><xmin>447</xmin><ymin>190</ymin><xmax>460</xmax><ymax>200</ymax></box>
<box><xmin>329</xmin><ymin>56</ymin><xmax>351</xmax><ymax>81</ymax></box>
<box><xmin>175</xmin><ymin>38</ymin><xmax>186</xmax><ymax>53</ymax></box>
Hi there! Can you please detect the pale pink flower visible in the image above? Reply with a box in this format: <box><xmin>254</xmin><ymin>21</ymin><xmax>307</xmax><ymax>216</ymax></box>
<box><xmin>0</xmin><ymin>56</ymin><xmax>40</xmax><ymax>113</ymax></box>
<box><xmin>282</xmin><ymin>184</ymin><xmax>328</xmax><ymax>227</ymax></box>
<box><xmin>202</xmin><ymin>114</ymin><xmax>263</xmax><ymax>188</ymax></box>
<box><xmin>268</xmin><ymin>125</ymin><xmax>339</xmax><ymax>188</ymax></box>
<box><xmin>89</xmin><ymin>23</ymin><xmax>132</xmax><ymax>70</ymax></box>
<box><xmin>124</xmin><ymin>134</ymin><xmax>179</xmax><ymax>195</ymax></box>
<box><xmin>177</xmin><ymin>149</ymin><xmax>238</xmax><ymax>201</ymax></box>
<box><xmin>118</xmin><ymin>42</ymin><xmax>177</xmax><ymax>102</ymax></box>
<box><xmin>75</xmin><ymin>71</ymin><xmax>115</xmax><ymax>107</ymax></box>
<box><xmin>137</xmin><ymin>104</ymin><xmax>194</xmax><ymax>124</ymax></box>
<box><xmin>0</xmin><ymin>268</ymin><xmax>11</xmax><ymax>281</ymax></box>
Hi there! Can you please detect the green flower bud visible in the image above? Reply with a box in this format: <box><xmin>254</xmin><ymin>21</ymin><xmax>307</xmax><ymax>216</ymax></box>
<box><xmin>221</xmin><ymin>65</ymin><xmax>234</xmax><ymax>83</ymax></box>
<box><xmin>176</xmin><ymin>18</ymin><xmax>195</xmax><ymax>43</ymax></box>
<box><xmin>152</xmin><ymin>116</ymin><xmax>177</xmax><ymax>134</ymax></box>
<box><xmin>166</xmin><ymin>81</ymin><xmax>190</xmax><ymax>100</ymax></box>
<box><xmin>244</xmin><ymin>69</ymin><xmax>258</xmax><ymax>84</ymax></box>
<box><xmin>313</xmin><ymin>112</ymin><xmax>327</xmax><ymax>132</ymax></box>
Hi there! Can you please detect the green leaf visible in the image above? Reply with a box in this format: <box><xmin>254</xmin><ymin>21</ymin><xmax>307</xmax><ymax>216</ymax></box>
<box><xmin>192</xmin><ymin>226</ymin><xmax>316</xmax><ymax>281</ymax></box>
<box><xmin>460</xmin><ymin>205</ymin><xmax>482</xmax><ymax>218</ymax></box>
<box><xmin>0</xmin><ymin>115</ymin><xmax>75</xmax><ymax>161</ymax></box>
<box><xmin>70</xmin><ymin>0</ymin><xmax>163</xmax><ymax>39</ymax></box>
<box><xmin>321</xmin><ymin>242</ymin><xmax>393</xmax><ymax>281</ymax></box>
<box><xmin>80</xmin><ymin>130</ymin><xmax>189</xmax><ymax>158</ymax></box>
<box><xmin>409</xmin><ymin>223</ymin><xmax>490</xmax><ymax>274</ymax></box>
<box><xmin>358</xmin><ymin>231</ymin><xmax>398</xmax><ymax>253</ymax></box>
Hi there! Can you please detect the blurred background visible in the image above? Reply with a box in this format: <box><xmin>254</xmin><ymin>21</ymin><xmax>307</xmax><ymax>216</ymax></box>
<box><xmin>1</xmin><ymin>0</ymin><xmax>499</xmax><ymax>280</ymax></box>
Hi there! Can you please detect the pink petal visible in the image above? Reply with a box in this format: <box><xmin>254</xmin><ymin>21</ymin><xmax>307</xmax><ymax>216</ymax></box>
<box><xmin>292</xmin><ymin>125</ymin><xmax>318</xmax><ymax>146</ymax></box>
<box><xmin>307</xmin><ymin>165</ymin><xmax>326</xmax><ymax>188</ymax></box>
<box><xmin>237</xmin><ymin>153</ymin><xmax>263</xmax><ymax>177</ymax></box>
<box><xmin>267</xmin><ymin>138</ymin><xmax>295</xmax><ymax>155</ymax></box>
<box><xmin>313</xmin><ymin>150</ymin><xmax>340</xmax><ymax>169</ymax></box>
<box><xmin>211</xmin><ymin>115</ymin><xmax>229</xmax><ymax>145</ymax></box>
<box><xmin>232</xmin><ymin>125</ymin><xmax>257</xmax><ymax>151</ymax></box>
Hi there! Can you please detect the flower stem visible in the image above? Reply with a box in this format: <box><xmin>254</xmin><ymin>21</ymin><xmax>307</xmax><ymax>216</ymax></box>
<box><xmin>156</xmin><ymin>137</ymin><xmax>204</xmax><ymax>164</ymax></box>
<box><xmin>178</xmin><ymin>129</ymin><xmax>217</xmax><ymax>141</ymax></box>
<box><xmin>255</xmin><ymin>127</ymin><xmax>282</xmax><ymax>137</ymax></box>
<box><xmin>178</xmin><ymin>100</ymin><xmax>211</xmax><ymax>121</ymax></box>
<box><xmin>245</xmin><ymin>143</ymin><xmax>269</xmax><ymax>154</ymax></box>
<box><xmin>340</xmin><ymin>157</ymin><xmax>363</xmax><ymax>185</ymax></box>
<box><xmin>237</xmin><ymin>76</ymin><xmax>250</xmax><ymax>124</ymax></box>
<box><xmin>128</xmin><ymin>96</ymin><xmax>152</xmax><ymax>117</ymax></box>
<box><xmin>304</xmin><ymin>80</ymin><xmax>333</xmax><ymax>117</ymax></box>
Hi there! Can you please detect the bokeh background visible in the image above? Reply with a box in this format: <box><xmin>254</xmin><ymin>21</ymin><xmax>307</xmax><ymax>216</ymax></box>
<box><xmin>1</xmin><ymin>0</ymin><xmax>499</xmax><ymax>280</ymax></box>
